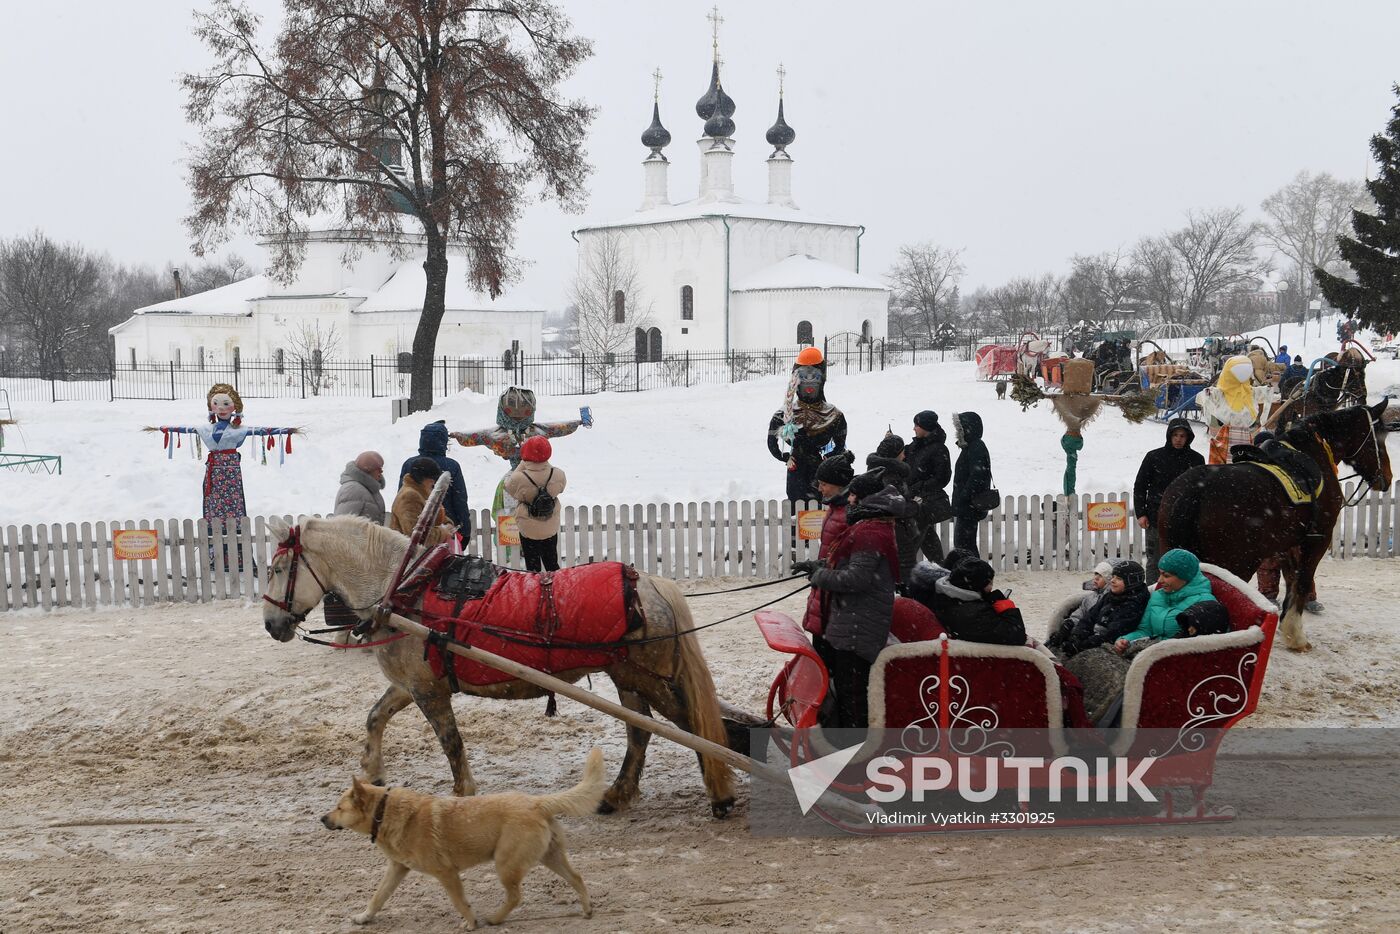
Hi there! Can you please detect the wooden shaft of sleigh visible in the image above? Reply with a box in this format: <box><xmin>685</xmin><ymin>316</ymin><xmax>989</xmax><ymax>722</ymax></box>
<box><xmin>380</xmin><ymin>608</ymin><xmax>775</xmax><ymax>781</ymax></box>
<box><xmin>378</xmin><ymin>608</ymin><xmax>877</xmax><ymax>822</ymax></box>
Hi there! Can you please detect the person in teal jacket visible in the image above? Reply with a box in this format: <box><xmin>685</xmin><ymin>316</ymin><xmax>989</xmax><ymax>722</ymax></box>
<box><xmin>1114</xmin><ymin>548</ymin><xmax>1215</xmax><ymax>651</ymax></box>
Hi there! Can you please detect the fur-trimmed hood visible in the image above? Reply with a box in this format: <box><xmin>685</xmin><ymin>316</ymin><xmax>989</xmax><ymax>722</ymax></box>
<box><xmin>953</xmin><ymin>411</ymin><xmax>984</xmax><ymax>447</ymax></box>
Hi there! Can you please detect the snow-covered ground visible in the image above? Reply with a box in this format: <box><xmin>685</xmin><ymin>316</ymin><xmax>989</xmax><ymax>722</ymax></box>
<box><xmin>2</xmin><ymin>317</ymin><xmax>1397</xmax><ymax>527</ymax></box>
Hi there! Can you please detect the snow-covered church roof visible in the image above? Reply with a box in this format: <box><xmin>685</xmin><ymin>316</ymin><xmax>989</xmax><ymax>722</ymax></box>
<box><xmin>126</xmin><ymin>259</ymin><xmax>541</xmax><ymax>318</ymax></box>
<box><xmin>128</xmin><ymin>274</ymin><xmax>271</xmax><ymax>317</ymax></box>
<box><xmin>575</xmin><ymin>195</ymin><xmax>857</xmax><ymax>233</ymax></box>
<box><xmin>356</xmin><ymin>260</ymin><xmax>541</xmax><ymax>314</ymax></box>
<box><xmin>731</xmin><ymin>254</ymin><xmax>889</xmax><ymax>293</ymax></box>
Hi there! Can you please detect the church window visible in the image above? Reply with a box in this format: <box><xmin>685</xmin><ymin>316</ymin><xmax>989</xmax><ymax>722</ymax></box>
<box><xmin>233</xmin><ymin>347</ymin><xmax>241</xmax><ymax>371</ymax></box>
<box><xmin>635</xmin><ymin>327</ymin><xmax>648</xmax><ymax>360</ymax></box>
<box><xmin>174</xmin><ymin>348</ymin><xmax>182</xmax><ymax>369</ymax></box>
<box><xmin>861</xmin><ymin>320</ymin><xmax>872</xmax><ymax>344</ymax></box>
<box><xmin>648</xmin><ymin>327</ymin><xmax>663</xmax><ymax>360</ymax></box>
<box><xmin>197</xmin><ymin>346</ymin><xmax>205</xmax><ymax>371</ymax></box>
<box><xmin>275</xmin><ymin>348</ymin><xmax>285</xmax><ymax>374</ymax></box>
<box><xmin>502</xmin><ymin>350</ymin><xmax>515</xmax><ymax>371</ymax></box>
<box><xmin>797</xmin><ymin>320</ymin><xmax>814</xmax><ymax>345</ymax></box>
<box><xmin>129</xmin><ymin>347</ymin><xmax>137</xmax><ymax>370</ymax></box>
<box><xmin>681</xmin><ymin>285</ymin><xmax>694</xmax><ymax>320</ymax></box>
<box><xmin>614</xmin><ymin>290</ymin><xmax>626</xmax><ymax>323</ymax></box>
<box><xmin>397</xmin><ymin>352</ymin><xmax>413</xmax><ymax>373</ymax></box>
<box><xmin>311</xmin><ymin>348</ymin><xmax>323</xmax><ymax>374</ymax></box>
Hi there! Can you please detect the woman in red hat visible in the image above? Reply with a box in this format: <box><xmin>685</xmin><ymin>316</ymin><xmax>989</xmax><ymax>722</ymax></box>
<box><xmin>504</xmin><ymin>435</ymin><xmax>568</xmax><ymax>572</ymax></box>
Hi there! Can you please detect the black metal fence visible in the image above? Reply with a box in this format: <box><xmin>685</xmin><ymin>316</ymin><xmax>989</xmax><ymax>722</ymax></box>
<box><xmin>0</xmin><ymin>340</ymin><xmax>972</xmax><ymax>405</ymax></box>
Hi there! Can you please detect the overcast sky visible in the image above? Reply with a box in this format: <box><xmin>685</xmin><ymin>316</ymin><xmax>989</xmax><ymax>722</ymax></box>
<box><xmin>3</xmin><ymin>0</ymin><xmax>1397</xmax><ymax>308</ymax></box>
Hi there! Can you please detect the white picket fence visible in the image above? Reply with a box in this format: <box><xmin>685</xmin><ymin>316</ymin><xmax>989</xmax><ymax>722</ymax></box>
<box><xmin>2</xmin><ymin>484</ymin><xmax>1396</xmax><ymax>613</ymax></box>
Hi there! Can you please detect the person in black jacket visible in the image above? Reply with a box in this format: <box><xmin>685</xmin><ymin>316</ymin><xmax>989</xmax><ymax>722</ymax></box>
<box><xmin>1132</xmin><ymin>418</ymin><xmax>1204</xmax><ymax>583</ymax></box>
<box><xmin>905</xmin><ymin>410</ymin><xmax>952</xmax><ymax>564</ymax></box>
<box><xmin>921</xmin><ymin>556</ymin><xmax>1026</xmax><ymax>646</ymax></box>
<box><xmin>1061</xmin><ymin>560</ymin><xmax>1150</xmax><ymax>657</ymax></box>
<box><xmin>950</xmin><ymin>412</ymin><xmax>992</xmax><ymax>554</ymax></box>
<box><xmin>399</xmin><ymin>420</ymin><xmax>472</xmax><ymax>539</ymax></box>
<box><xmin>865</xmin><ymin>434</ymin><xmax>921</xmax><ymax>587</ymax></box>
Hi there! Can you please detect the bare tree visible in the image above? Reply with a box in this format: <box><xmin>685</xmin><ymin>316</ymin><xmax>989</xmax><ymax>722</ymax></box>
<box><xmin>284</xmin><ymin>319</ymin><xmax>342</xmax><ymax>394</ymax></box>
<box><xmin>968</xmin><ymin>273</ymin><xmax>1062</xmax><ymax>338</ymax></box>
<box><xmin>1132</xmin><ymin>207</ymin><xmax>1267</xmax><ymax>328</ymax></box>
<box><xmin>569</xmin><ymin>233</ymin><xmax>653</xmax><ymax>390</ymax></box>
<box><xmin>1260</xmin><ymin>171</ymin><xmax>1370</xmax><ymax>320</ymax></box>
<box><xmin>183</xmin><ymin>254</ymin><xmax>253</xmax><ymax>294</ymax></box>
<box><xmin>0</xmin><ymin>231</ymin><xmax>108</xmax><ymax>376</ymax></box>
<box><xmin>183</xmin><ymin>0</ymin><xmax>594</xmax><ymax>412</ymax></box>
<box><xmin>885</xmin><ymin>243</ymin><xmax>965</xmax><ymax>347</ymax></box>
<box><xmin>1061</xmin><ymin>249</ymin><xmax>1142</xmax><ymax>326</ymax></box>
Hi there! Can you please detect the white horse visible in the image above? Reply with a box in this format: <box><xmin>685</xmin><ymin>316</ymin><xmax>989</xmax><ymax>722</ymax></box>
<box><xmin>260</xmin><ymin>515</ymin><xmax>737</xmax><ymax>817</ymax></box>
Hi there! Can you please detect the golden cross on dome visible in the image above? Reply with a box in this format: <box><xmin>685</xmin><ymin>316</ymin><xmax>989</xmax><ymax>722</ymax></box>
<box><xmin>652</xmin><ymin>67</ymin><xmax>663</xmax><ymax>102</ymax></box>
<box><xmin>777</xmin><ymin>63</ymin><xmax>786</xmax><ymax>97</ymax></box>
<box><xmin>707</xmin><ymin>6</ymin><xmax>724</xmax><ymax>61</ymax></box>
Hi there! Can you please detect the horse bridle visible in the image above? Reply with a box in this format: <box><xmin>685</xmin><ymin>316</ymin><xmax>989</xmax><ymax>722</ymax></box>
<box><xmin>1332</xmin><ymin>407</ymin><xmax>1388</xmax><ymax>507</ymax></box>
<box><xmin>262</xmin><ymin>526</ymin><xmax>329</xmax><ymax>624</ymax></box>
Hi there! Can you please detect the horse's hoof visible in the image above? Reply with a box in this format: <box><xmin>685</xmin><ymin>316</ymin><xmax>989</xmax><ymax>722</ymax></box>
<box><xmin>1304</xmin><ymin>601</ymin><xmax>1325</xmax><ymax>614</ymax></box>
<box><xmin>596</xmin><ymin>799</ymin><xmax>617</xmax><ymax>815</ymax></box>
<box><xmin>370</xmin><ymin>778</ymin><xmax>385</xmax><ymax>787</ymax></box>
<box><xmin>1286</xmin><ymin>641</ymin><xmax>1314</xmax><ymax>653</ymax></box>
<box><xmin>710</xmin><ymin>797</ymin><xmax>736</xmax><ymax>820</ymax></box>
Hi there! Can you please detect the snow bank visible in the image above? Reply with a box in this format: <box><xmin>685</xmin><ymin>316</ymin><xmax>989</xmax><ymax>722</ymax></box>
<box><xmin>3</xmin><ymin>345</ymin><xmax>1398</xmax><ymax>527</ymax></box>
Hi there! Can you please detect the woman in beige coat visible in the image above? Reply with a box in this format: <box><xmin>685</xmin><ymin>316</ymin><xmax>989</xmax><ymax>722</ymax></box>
<box><xmin>503</xmin><ymin>436</ymin><xmax>567</xmax><ymax>572</ymax></box>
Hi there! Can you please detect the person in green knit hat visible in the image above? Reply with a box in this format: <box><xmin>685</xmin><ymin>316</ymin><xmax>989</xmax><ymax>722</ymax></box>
<box><xmin>1113</xmin><ymin>548</ymin><xmax>1217</xmax><ymax>651</ymax></box>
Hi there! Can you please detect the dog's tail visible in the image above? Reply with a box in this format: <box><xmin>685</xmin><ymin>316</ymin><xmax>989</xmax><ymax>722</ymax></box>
<box><xmin>535</xmin><ymin>748</ymin><xmax>608</xmax><ymax>818</ymax></box>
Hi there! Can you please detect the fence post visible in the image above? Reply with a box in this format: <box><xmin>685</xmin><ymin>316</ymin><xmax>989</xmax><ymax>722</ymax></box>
<box><xmin>109</xmin><ymin>358</ymin><xmax>115</xmax><ymax>402</ymax></box>
<box><xmin>685</xmin><ymin>350</ymin><xmax>690</xmax><ymax>388</ymax></box>
<box><xmin>299</xmin><ymin>359</ymin><xmax>306</xmax><ymax>399</ymax></box>
<box><xmin>634</xmin><ymin>352</ymin><xmax>640</xmax><ymax>392</ymax></box>
<box><xmin>369</xmin><ymin>355</ymin><xmax>376</xmax><ymax>398</ymax></box>
<box><xmin>50</xmin><ymin>371</ymin><xmax>56</xmax><ymax>403</ymax></box>
<box><xmin>169</xmin><ymin>361</ymin><xmax>176</xmax><ymax>400</ymax></box>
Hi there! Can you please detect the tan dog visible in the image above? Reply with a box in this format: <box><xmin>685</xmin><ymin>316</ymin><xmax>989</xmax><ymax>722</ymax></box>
<box><xmin>322</xmin><ymin>748</ymin><xmax>606</xmax><ymax>928</ymax></box>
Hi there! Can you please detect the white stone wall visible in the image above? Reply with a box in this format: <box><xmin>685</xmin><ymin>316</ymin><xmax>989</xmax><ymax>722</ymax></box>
<box><xmin>111</xmin><ymin>305</ymin><xmax>543</xmax><ymax>365</ymax></box>
<box><xmin>575</xmin><ymin>216</ymin><xmax>873</xmax><ymax>354</ymax></box>
<box><xmin>730</xmin><ymin>288</ymin><xmax>889</xmax><ymax>348</ymax></box>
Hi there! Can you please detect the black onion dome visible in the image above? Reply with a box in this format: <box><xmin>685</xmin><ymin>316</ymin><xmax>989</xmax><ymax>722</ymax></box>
<box><xmin>704</xmin><ymin>108</ymin><xmax>735</xmax><ymax>139</ymax></box>
<box><xmin>641</xmin><ymin>101</ymin><xmax>671</xmax><ymax>151</ymax></box>
<box><xmin>695</xmin><ymin>62</ymin><xmax>737</xmax><ymax>121</ymax></box>
<box><xmin>695</xmin><ymin>61</ymin><xmax>721</xmax><ymax>120</ymax></box>
<box><xmin>766</xmin><ymin>98</ymin><xmax>795</xmax><ymax>149</ymax></box>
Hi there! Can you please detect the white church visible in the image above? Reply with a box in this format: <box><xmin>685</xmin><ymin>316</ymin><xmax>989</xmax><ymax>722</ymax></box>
<box><xmin>109</xmin><ymin>224</ymin><xmax>546</xmax><ymax>371</ymax></box>
<box><xmin>572</xmin><ymin>47</ymin><xmax>889</xmax><ymax>358</ymax></box>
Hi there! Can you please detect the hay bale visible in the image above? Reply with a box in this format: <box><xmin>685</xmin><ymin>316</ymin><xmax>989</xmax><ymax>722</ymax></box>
<box><xmin>1062</xmin><ymin>358</ymin><xmax>1095</xmax><ymax>394</ymax></box>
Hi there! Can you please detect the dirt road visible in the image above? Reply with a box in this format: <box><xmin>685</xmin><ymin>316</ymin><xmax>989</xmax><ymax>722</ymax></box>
<box><xmin>4</xmin><ymin>563</ymin><xmax>1399</xmax><ymax>932</ymax></box>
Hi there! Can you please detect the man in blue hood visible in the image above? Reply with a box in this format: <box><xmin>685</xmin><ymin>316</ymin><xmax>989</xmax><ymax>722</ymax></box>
<box><xmin>399</xmin><ymin>420</ymin><xmax>471</xmax><ymax>537</ymax></box>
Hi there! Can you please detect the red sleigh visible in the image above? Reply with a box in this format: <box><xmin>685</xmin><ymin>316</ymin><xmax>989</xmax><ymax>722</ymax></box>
<box><xmin>759</xmin><ymin>563</ymin><xmax>1279</xmax><ymax>824</ymax></box>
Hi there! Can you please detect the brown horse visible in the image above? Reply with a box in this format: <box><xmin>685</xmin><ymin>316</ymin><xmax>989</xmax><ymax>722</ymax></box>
<box><xmin>260</xmin><ymin>516</ymin><xmax>736</xmax><ymax>818</ymax></box>
<box><xmin>1158</xmin><ymin>400</ymin><xmax>1392</xmax><ymax>652</ymax></box>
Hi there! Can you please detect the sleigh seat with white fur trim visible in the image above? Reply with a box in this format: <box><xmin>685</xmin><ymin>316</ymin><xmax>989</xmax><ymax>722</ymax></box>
<box><xmin>759</xmin><ymin>563</ymin><xmax>1278</xmax><ymax>771</ymax></box>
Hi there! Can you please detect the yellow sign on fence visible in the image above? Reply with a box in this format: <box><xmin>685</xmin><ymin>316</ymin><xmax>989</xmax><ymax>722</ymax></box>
<box><xmin>496</xmin><ymin>515</ymin><xmax>521</xmax><ymax>547</ymax></box>
<box><xmin>1085</xmin><ymin>501</ymin><xmax>1128</xmax><ymax>532</ymax></box>
<box><xmin>112</xmin><ymin>529</ymin><xmax>159</xmax><ymax>561</ymax></box>
<box><xmin>796</xmin><ymin>509</ymin><xmax>827</xmax><ymax>541</ymax></box>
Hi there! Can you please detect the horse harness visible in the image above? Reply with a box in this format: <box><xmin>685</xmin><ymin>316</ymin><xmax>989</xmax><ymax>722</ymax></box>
<box><xmin>262</xmin><ymin>525</ymin><xmax>330</xmax><ymax>625</ymax></box>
